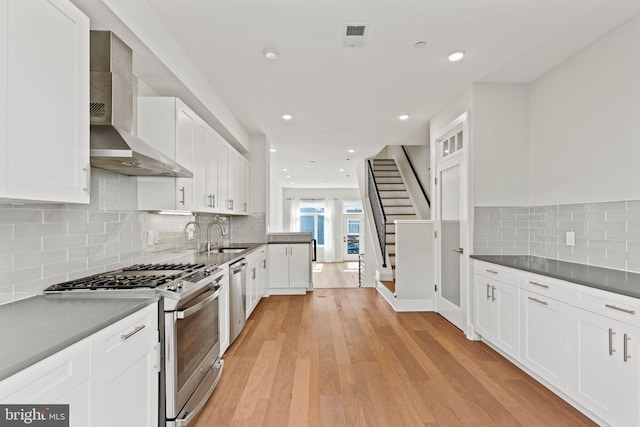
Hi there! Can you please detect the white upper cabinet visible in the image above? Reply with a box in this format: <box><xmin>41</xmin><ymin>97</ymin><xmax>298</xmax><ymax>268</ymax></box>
<box><xmin>137</xmin><ymin>97</ymin><xmax>196</xmax><ymax>211</ymax></box>
<box><xmin>137</xmin><ymin>96</ymin><xmax>248</xmax><ymax>214</ymax></box>
<box><xmin>0</xmin><ymin>0</ymin><xmax>90</xmax><ymax>204</ymax></box>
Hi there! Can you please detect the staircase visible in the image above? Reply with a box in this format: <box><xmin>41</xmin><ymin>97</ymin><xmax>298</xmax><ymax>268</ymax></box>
<box><xmin>371</xmin><ymin>159</ymin><xmax>418</xmax><ymax>288</ymax></box>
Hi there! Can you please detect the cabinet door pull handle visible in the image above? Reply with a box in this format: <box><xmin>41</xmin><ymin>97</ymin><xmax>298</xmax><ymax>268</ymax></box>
<box><xmin>528</xmin><ymin>296</ymin><xmax>548</xmax><ymax>306</ymax></box>
<box><xmin>529</xmin><ymin>281</ymin><xmax>549</xmax><ymax>289</ymax></box>
<box><xmin>486</xmin><ymin>269</ymin><xmax>498</xmax><ymax>274</ymax></box>
<box><xmin>179</xmin><ymin>187</ymin><xmax>186</xmax><ymax>205</ymax></box>
<box><xmin>609</xmin><ymin>328</ymin><xmax>616</xmax><ymax>356</ymax></box>
<box><xmin>212</xmin><ymin>194</ymin><xmax>216</xmax><ymax>208</ymax></box>
<box><xmin>624</xmin><ymin>334</ymin><xmax>631</xmax><ymax>362</ymax></box>
<box><xmin>491</xmin><ymin>285</ymin><xmax>496</xmax><ymax>302</ymax></box>
<box><xmin>486</xmin><ymin>283</ymin><xmax>491</xmax><ymax>300</ymax></box>
<box><xmin>83</xmin><ymin>164</ymin><xmax>91</xmax><ymax>194</ymax></box>
<box><xmin>121</xmin><ymin>325</ymin><xmax>146</xmax><ymax>341</ymax></box>
<box><xmin>605</xmin><ymin>304</ymin><xmax>635</xmax><ymax>315</ymax></box>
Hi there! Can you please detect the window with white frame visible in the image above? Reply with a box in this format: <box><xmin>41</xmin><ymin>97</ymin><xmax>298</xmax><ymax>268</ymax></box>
<box><xmin>299</xmin><ymin>200</ymin><xmax>325</xmax><ymax>245</ymax></box>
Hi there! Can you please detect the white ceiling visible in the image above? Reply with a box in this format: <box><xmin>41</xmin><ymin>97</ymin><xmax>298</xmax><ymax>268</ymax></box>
<box><xmin>144</xmin><ymin>0</ymin><xmax>640</xmax><ymax>188</ymax></box>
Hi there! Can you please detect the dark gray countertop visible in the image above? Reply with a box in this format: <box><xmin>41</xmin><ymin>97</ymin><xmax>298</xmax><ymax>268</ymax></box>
<box><xmin>0</xmin><ymin>243</ymin><xmax>267</xmax><ymax>381</ymax></box>
<box><xmin>471</xmin><ymin>255</ymin><xmax>640</xmax><ymax>299</ymax></box>
<box><xmin>0</xmin><ymin>296</ymin><xmax>158</xmax><ymax>381</ymax></box>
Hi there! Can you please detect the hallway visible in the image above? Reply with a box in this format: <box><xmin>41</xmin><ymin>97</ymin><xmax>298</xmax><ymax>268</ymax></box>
<box><xmin>194</xmin><ymin>288</ymin><xmax>595</xmax><ymax>426</ymax></box>
<box><xmin>312</xmin><ymin>261</ymin><xmax>360</xmax><ymax>288</ymax></box>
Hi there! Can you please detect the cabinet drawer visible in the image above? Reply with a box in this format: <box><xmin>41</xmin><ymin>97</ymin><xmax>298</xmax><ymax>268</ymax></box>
<box><xmin>91</xmin><ymin>303</ymin><xmax>158</xmax><ymax>367</ymax></box>
<box><xmin>575</xmin><ymin>287</ymin><xmax>640</xmax><ymax>326</ymax></box>
<box><xmin>0</xmin><ymin>338</ymin><xmax>91</xmax><ymax>403</ymax></box>
<box><xmin>520</xmin><ymin>273</ymin><xmax>576</xmax><ymax>305</ymax></box>
<box><xmin>474</xmin><ymin>260</ymin><xmax>517</xmax><ymax>284</ymax></box>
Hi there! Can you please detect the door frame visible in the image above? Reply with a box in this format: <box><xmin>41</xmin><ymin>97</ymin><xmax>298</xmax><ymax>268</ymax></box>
<box><xmin>433</xmin><ymin>112</ymin><xmax>471</xmax><ymax>334</ymax></box>
<box><xmin>343</xmin><ymin>214</ymin><xmax>363</xmax><ymax>261</ymax></box>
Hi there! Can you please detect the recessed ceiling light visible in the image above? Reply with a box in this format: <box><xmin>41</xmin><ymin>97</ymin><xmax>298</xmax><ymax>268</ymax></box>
<box><xmin>282</xmin><ymin>114</ymin><xmax>292</xmax><ymax>120</ymax></box>
<box><xmin>263</xmin><ymin>48</ymin><xmax>279</xmax><ymax>60</ymax></box>
<box><xmin>290</xmin><ymin>181</ymin><xmax>294</xmax><ymax>184</ymax></box>
<box><xmin>414</xmin><ymin>41</ymin><xmax>427</xmax><ymax>49</ymax></box>
<box><xmin>399</xmin><ymin>114</ymin><xmax>409</xmax><ymax>121</ymax></box>
<box><xmin>348</xmin><ymin>149</ymin><xmax>355</xmax><ymax>153</ymax></box>
<box><xmin>339</xmin><ymin>168</ymin><xmax>345</xmax><ymax>172</ymax></box>
<box><xmin>270</xmin><ymin>148</ymin><xmax>277</xmax><ymax>152</ymax></box>
<box><xmin>448</xmin><ymin>50</ymin><xmax>465</xmax><ymax>62</ymax></box>
<box><xmin>282</xmin><ymin>168</ymin><xmax>287</xmax><ymax>172</ymax></box>
<box><xmin>286</xmin><ymin>175</ymin><xmax>291</xmax><ymax>178</ymax></box>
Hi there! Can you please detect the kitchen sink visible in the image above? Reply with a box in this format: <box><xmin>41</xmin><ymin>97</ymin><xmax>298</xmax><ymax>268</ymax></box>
<box><xmin>208</xmin><ymin>247</ymin><xmax>248</xmax><ymax>254</ymax></box>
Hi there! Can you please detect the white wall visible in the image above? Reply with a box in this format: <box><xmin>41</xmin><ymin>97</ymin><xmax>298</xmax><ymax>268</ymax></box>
<box><xmin>404</xmin><ymin>144</ymin><xmax>430</xmax><ymax>192</ymax></box>
<box><xmin>268</xmin><ymin>179</ymin><xmax>283</xmax><ymax>232</ymax></box>
<box><xmin>472</xmin><ymin>83</ymin><xmax>529</xmax><ymax>206</ymax></box>
<box><xmin>247</xmin><ymin>134</ymin><xmax>268</xmax><ymax>213</ymax></box>
<box><xmin>528</xmin><ymin>14</ymin><xmax>640</xmax><ymax>205</ymax></box>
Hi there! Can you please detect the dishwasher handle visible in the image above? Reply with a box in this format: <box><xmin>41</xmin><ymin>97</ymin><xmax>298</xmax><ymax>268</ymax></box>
<box><xmin>231</xmin><ymin>262</ymin><xmax>247</xmax><ymax>274</ymax></box>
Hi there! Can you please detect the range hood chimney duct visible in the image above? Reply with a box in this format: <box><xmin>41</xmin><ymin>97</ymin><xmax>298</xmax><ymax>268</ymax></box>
<box><xmin>89</xmin><ymin>31</ymin><xmax>192</xmax><ymax>177</ymax></box>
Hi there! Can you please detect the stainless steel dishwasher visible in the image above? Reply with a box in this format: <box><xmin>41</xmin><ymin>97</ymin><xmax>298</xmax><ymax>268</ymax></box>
<box><xmin>229</xmin><ymin>259</ymin><xmax>247</xmax><ymax>346</ymax></box>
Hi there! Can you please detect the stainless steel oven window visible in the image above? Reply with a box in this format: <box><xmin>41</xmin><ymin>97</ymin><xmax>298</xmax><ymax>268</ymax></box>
<box><xmin>176</xmin><ymin>298</ymin><xmax>218</xmax><ymax>388</ymax></box>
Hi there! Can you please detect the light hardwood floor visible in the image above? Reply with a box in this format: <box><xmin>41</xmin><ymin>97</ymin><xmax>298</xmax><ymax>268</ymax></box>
<box><xmin>312</xmin><ymin>262</ymin><xmax>360</xmax><ymax>288</ymax></box>
<box><xmin>194</xmin><ymin>288</ymin><xmax>596</xmax><ymax>426</ymax></box>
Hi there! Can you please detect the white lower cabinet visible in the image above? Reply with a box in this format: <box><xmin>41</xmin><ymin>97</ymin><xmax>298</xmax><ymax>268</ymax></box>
<box><xmin>473</xmin><ymin>275</ymin><xmax>519</xmax><ymax>358</ymax></box>
<box><xmin>568</xmin><ymin>307</ymin><xmax>639</xmax><ymax>427</ymax></box>
<box><xmin>0</xmin><ymin>302</ymin><xmax>159</xmax><ymax>427</ymax></box>
<box><xmin>474</xmin><ymin>259</ymin><xmax>640</xmax><ymax>427</ymax></box>
<box><xmin>520</xmin><ymin>289</ymin><xmax>568</xmax><ymax>390</ymax></box>
<box><xmin>90</xmin><ymin>302</ymin><xmax>159</xmax><ymax>427</ymax></box>
<box><xmin>268</xmin><ymin>243</ymin><xmax>311</xmax><ymax>292</ymax></box>
<box><xmin>246</xmin><ymin>246</ymin><xmax>267</xmax><ymax>317</ymax></box>
<box><xmin>0</xmin><ymin>339</ymin><xmax>91</xmax><ymax>427</ymax></box>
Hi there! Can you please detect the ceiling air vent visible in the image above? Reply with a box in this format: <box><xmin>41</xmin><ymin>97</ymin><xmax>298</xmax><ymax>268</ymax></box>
<box><xmin>343</xmin><ymin>24</ymin><xmax>368</xmax><ymax>48</ymax></box>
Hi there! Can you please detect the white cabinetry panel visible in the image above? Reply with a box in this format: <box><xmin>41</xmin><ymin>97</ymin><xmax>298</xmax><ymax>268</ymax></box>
<box><xmin>0</xmin><ymin>0</ymin><xmax>89</xmax><ymax>203</ymax></box>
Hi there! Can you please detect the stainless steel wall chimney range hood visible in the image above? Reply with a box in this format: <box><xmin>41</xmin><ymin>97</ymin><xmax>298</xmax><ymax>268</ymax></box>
<box><xmin>89</xmin><ymin>31</ymin><xmax>192</xmax><ymax>178</ymax></box>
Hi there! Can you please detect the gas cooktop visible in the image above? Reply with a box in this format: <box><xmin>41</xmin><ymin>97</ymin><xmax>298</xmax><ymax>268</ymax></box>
<box><xmin>43</xmin><ymin>262</ymin><xmax>216</xmax><ymax>293</ymax></box>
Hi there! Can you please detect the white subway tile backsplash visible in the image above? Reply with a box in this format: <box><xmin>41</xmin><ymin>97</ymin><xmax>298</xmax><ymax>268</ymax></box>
<box><xmin>14</xmin><ymin>249</ymin><xmax>67</xmax><ymax>269</ymax></box>
<box><xmin>44</xmin><ymin>210</ymin><xmax>87</xmax><ymax>223</ymax></box>
<box><xmin>69</xmin><ymin>222</ymin><xmax>105</xmax><ymax>234</ymax></box>
<box><xmin>43</xmin><ymin>260</ymin><xmax>87</xmax><ymax>277</ymax></box>
<box><xmin>475</xmin><ymin>199</ymin><xmax>640</xmax><ymax>273</ymax></box>
<box><xmin>14</xmin><ymin>223</ymin><xmax>67</xmax><ymax>239</ymax></box>
<box><xmin>0</xmin><ymin>255</ymin><xmax>12</xmax><ymax>272</ymax></box>
<box><xmin>43</xmin><ymin>235</ymin><xmax>87</xmax><ymax>251</ymax></box>
<box><xmin>0</xmin><ymin>209</ymin><xmax>42</xmax><ymax>223</ymax></box>
<box><xmin>0</xmin><ymin>225</ymin><xmax>12</xmax><ymax>239</ymax></box>
<box><xmin>0</xmin><ymin>238</ymin><xmax>41</xmax><ymax>256</ymax></box>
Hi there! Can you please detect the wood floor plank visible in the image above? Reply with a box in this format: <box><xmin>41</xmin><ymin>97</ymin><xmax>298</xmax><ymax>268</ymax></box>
<box><xmin>193</xmin><ymin>288</ymin><xmax>596</xmax><ymax>427</ymax></box>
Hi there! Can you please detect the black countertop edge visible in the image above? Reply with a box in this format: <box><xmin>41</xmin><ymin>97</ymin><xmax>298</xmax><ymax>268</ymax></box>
<box><xmin>470</xmin><ymin>255</ymin><xmax>640</xmax><ymax>300</ymax></box>
<box><xmin>0</xmin><ymin>296</ymin><xmax>159</xmax><ymax>381</ymax></box>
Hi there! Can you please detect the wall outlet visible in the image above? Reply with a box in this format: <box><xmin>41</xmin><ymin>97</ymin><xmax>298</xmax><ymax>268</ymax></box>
<box><xmin>147</xmin><ymin>230</ymin><xmax>154</xmax><ymax>246</ymax></box>
<box><xmin>566</xmin><ymin>231</ymin><xmax>575</xmax><ymax>246</ymax></box>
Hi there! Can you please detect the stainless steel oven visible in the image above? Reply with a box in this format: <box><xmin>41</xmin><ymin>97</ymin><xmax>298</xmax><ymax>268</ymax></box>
<box><xmin>43</xmin><ymin>262</ymin><xmax>226</xmax><ymax>427</ymax></box>
<box><xmin>164</xmin><ymin>270</ymin><xmax>224</xmax><ymax>426</ymax></box>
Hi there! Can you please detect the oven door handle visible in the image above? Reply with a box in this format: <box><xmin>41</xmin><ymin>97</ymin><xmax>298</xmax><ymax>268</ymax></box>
<box><xmin>175</xmin><ymin>287</ymin><xmax>221</xmax><ymax>320</ymax></box>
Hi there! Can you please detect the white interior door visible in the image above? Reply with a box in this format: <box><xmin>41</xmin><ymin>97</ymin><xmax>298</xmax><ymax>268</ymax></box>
<box><xmin>343</xmin><ymin>215</ymin><xmax>362</xmax><ymax>261</ymax></box>
<box><xmin>435</xmin><ymin>119</ymin><xmax>468</xmax><ymax>331</ymax></box>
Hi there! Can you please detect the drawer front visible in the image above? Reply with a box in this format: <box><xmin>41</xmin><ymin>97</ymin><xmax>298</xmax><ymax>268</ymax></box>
<box><xmin>520</xmin><ymin>273</ymin><xmax>576</xmax><ymax>305</ymax></box>
<box><xmin>91</xmin><ymin>302</ymin><xmax>158</xmax><ymax>367</ymax></box>
<box><xmin>576</xmin><ymin>287</ymin><xmax>640</xmax><ymax>326</ymax></box>
<box><xmin>0</xmin><ymin>338</ymin><xmax>91</xmax><ymax>402</ymax></box>
<box><xmin>474</xmin><ymin>260</ymin><xmax>517</xmax><ymax>284</ymax></box>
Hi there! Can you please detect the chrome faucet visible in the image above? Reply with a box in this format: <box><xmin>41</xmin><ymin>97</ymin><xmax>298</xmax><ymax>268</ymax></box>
<box><xmin>206</xmin><ymin>221</ymin><xmax>226</xmax><ymax>252</ymax></box>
